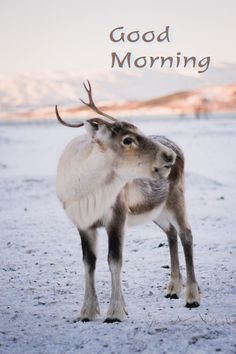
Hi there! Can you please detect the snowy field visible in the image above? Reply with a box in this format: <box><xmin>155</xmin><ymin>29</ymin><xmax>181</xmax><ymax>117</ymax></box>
<box><xmin>0</xmin><ymin>116</ymin><xmax>236</xmax><ymax>354</ymax></box>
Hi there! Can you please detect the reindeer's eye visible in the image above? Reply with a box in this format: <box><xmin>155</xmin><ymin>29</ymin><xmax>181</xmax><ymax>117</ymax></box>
<box><xmin>122</xmin><ymin>137</ymin><xmax>134</xmax><ymax>145</ymax></box>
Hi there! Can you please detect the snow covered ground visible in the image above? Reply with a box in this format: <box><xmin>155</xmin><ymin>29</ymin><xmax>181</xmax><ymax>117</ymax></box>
<box><xmin>0</xmin><ymin>116</ymin><xmax>236</xmax><ymax>354</ymax></box>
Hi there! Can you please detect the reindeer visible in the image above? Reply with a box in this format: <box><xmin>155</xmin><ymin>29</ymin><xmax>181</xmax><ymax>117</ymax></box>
<box><xmin>56</xmin><ymin>81</ymin><xmax>201</xmax><ymax>322</ymax></box>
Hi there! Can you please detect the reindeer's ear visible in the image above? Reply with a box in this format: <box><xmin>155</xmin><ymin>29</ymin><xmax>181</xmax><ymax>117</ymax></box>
<box><xmin>85</xmin><ymin>120</ymin><xmax>112</xmax><ymax>141</ymax></box>
<box><xmin>84</xmin><ymin>120</ymin><xmax>99</xmax><ymax>137</ymax></box>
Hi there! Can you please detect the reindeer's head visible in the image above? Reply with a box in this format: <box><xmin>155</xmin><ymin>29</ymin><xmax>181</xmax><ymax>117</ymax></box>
<box><xmin>55</xmin><ymin>81</ymin><xmax>176</xmax><ymax>181</ymax></box>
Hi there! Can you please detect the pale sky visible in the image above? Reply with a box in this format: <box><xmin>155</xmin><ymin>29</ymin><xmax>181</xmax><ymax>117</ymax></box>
<box><xmin>0</xmin><ymin>0</ymin><xmax>235</xmax><ymax>76</ymax></box>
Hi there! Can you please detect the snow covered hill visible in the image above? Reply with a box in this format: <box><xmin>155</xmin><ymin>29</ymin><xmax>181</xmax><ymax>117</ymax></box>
<box><xmin>1</xmin><ymin>63</ymin><xmax>236</xmax><ymax>120</ymax></box>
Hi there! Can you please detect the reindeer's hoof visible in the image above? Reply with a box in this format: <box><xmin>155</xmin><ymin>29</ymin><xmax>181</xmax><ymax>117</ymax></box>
<box><xmin>185</xmin><ymin>301</ymin><xmax>200</xmax><ymax>308</ymax></box>
<box><xmin>80</xmin><ymin>318</ymin><xmax>91</xmax><ymax>322</ymax></box>
<box><xmin>165</xmin><ymin>293</ymin><xmax>179</xmax><ymax>299</ymax></box>
<box><xmin>104</xmin><ymin>318</ymin><xmax>121</xmax><ymax>323</ymax></box>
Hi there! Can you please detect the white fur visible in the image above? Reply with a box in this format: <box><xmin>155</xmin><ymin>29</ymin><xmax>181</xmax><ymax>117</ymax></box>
<box><xmin>64</xmin><ymin>177</ymin><xmax>124</xmax><ymax>230</ymax></box>
<box><xmin>185</xmin><ymin>282</ymin><xmax>201</xmax><ymax>304</ymax></box>
<box><xmin>80</xmin><ymin>264</ymin><xmax>100</xmax><ymax>320</ymax></box>
<box><xmin>154</xmin><ymin>208</ymin><xmax>180</xmax><ymax>233</ymax></box>
<box><xmin>106</xmin><ymin>261</ymin><xmax>127</xmax><ymax>321</ymax></box>
<box><xmin>57</xmin><ymin>134</ymin><xmax>125</xmax><ymax>230</ymax></box>
<box><xmin>127</xmin><ymin>204</ymin><xmax>165</xmax><ymax>226</ymax></box>
<box><xmin>57</xmin><ymin>134</ymin><xmax>113</xmax><ymax>200</ymax></box>
<box><xmin>166</xmin><ymin>275</ymin><xmax>184</xmax><ymax>297</ymax></box>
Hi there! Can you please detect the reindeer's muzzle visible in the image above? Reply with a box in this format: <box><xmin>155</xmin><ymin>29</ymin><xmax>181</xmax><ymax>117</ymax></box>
<box><xmin>151</xmin><ymin>146</ymin><xmax>176</xmax><ymax>177</ymax></box>
<box><xmin>162</xmin><ymin>150</ymin><xmax>176</xmax><ymax>166</ymax></box>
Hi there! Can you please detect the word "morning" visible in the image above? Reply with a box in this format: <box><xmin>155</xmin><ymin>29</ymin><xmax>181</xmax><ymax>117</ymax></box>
<box><xmin>110</xmin><ymin>26</ymin><xmax>211</xmax><ymax>73</ymax></box>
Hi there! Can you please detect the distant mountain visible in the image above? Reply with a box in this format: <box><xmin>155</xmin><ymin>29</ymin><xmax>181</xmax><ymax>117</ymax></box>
<box><xmin>1</xmin><ymin>63</ymin><xmax>236</xmax><ymax>120</ymax></box>
<box><xmin>50</xmin><ymin>82</ymin><xmax>236</xmax><ymax>119</ymax></box>
<box><xmin>2</xmin><ymin>83</ymin><xmax>235</xmax><ymax>121</ymax></box>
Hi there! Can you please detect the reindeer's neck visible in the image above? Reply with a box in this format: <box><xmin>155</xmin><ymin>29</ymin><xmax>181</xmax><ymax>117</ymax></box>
<box><xmin>65</xmin><ymin>171</ymin><xmax>125</xmax><ymax>230</ymax></box>
<box><xmin>57</xmin><ymin>136</ymin><xmax>126</xmax><ymax>230</ymax></box>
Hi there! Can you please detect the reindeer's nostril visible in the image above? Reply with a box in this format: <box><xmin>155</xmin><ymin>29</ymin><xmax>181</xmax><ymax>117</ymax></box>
<box><xmin>152</xmin><ymin>165</ymin><xmax>159</xmax><ymax>173</ymax></box>
<box><xmin>163</xmin><ymin>152</ymin><xmax>174</xmax><ymax>163</ymax></box>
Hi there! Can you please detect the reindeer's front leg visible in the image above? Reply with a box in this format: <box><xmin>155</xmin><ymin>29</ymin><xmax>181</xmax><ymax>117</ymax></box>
<box><xmin>78</xmin><ymin>228</ymin><xmax>100</xmax><ymax>321</ymax></box>
<box><xmin>105</xmin><ymin>201</ymin><xmax>127</xmax><ymax>323</ymax></box>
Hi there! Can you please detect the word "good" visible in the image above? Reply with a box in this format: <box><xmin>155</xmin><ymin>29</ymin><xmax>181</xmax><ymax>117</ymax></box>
<box><xmin>110</xmin><ymin>26</ymin><xmax>170</xmax><ymax>43</ymax></box>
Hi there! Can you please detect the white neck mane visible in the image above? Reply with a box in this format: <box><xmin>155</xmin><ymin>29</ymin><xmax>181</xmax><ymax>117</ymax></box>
<box><xmin>57</xmin><ymin>134</ymin><xmax>125</xmax><ymax>230</ymax></box>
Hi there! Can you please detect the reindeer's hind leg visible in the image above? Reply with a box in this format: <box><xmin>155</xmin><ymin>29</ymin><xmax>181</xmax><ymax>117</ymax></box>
<box><xmin>167</xmin><ymin>188</ymin><xmax>201</xmax><ymax>307</ymax></box>
<box><xmin>154</xmin><ymin>218</ymin><xmax>183</xmax><ymax>299</ymax></box>
<box><xmin>178</xmin><ymin>226</ymin><xmax>201</xmax><ymax>307</ymax></box>
<box><xmin>78</xmin><ymin>228</ymin><xmax>100</xmax><ymax>321</ymax></box>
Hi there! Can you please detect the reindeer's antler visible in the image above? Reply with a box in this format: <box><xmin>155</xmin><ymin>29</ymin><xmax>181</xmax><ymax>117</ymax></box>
<box><xmin>80</xmin><ymin>80</ymin><xmax>117</xmax><ymax>122</ymax></box>
<box><xmin>55</xmin><ymin>105</ymin><xmax>84</xmax><ymax>128</ymax></box>
<box><xmin>55</xmin><ymin>81</ymin><xmax>117</xmax><ymax>128</ymax></box>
